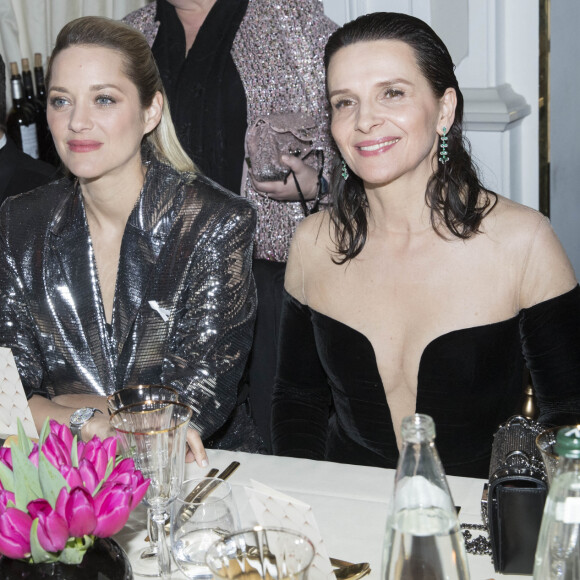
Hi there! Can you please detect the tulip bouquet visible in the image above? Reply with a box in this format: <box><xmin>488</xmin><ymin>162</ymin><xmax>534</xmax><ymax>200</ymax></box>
<box><xmin>0</xmin><ymin>418</ymin><xmax>149</xmax><ymax>565</ymax></box>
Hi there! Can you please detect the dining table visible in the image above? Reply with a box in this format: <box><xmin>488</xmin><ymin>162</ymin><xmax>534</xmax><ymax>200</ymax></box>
<box><xmin>116</xmin><ymin>449</ymin><xmax>532</xmax><ymax>579</ymax></box>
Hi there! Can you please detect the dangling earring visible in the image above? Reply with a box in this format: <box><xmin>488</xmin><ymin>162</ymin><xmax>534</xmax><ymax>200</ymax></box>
<box><xmin>341</xmin><ymin>159</ymin><xmax>349</xmax><ymax>181</ymax></box>
<box><xmin>438</xmin><ymin>127</ymin><xmax>449</xmax><ymax>164</ymax></box>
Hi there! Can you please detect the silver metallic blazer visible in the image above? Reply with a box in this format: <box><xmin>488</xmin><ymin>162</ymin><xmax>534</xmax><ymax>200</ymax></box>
<box><xmin>124</xmin><ymin>0</ymin><xmax>338</xmax><ymax>262</ymax></box>
<box><xmin>0</xmin><ymin>157</ymin><xmax>258</xmax><ymax>446</ymax></box>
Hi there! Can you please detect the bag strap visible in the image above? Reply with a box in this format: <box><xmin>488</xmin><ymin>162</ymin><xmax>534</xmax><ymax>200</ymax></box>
<box><xmin>289</xmin><ymin>149</ymin><xmax>324</xmax><ymax>217</ymax></box>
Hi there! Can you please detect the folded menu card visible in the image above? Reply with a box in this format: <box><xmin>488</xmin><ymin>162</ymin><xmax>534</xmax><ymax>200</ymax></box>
<box><xmin>246</xmin><ymin>480</ymin><xmax>334</xmax><ymax>579</ymax></box>
<box><xmin>0</xmin><ymin>347</ymin><xmax>38</xmax><ymax>439</ymax></box>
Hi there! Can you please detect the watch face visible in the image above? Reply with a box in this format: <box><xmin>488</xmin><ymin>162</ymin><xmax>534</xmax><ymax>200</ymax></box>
<box><xmin>71</xmin><ymin>407</ymin><xmax>96</xmax><ymax>425</ymax></box>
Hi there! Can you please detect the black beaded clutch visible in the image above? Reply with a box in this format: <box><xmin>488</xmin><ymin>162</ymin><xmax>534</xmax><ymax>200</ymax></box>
<box><xmin>484</xmin><ymin>415</ymin><xmax>548</xmax><ymax>574</ymax></box>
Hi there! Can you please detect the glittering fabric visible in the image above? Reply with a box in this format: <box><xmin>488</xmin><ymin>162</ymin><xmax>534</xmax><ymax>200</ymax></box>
<box><xmin>123</xmin><ymin>0</ymin><xmax>338</xmax><ymax>262</ymax></box>
<box><xmin>0</xmin><ymin>157</ymin><xmax>261</xmax><ymax>450</ymax></box>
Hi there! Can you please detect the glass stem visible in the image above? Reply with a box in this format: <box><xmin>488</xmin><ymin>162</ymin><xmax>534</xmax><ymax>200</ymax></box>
<box><xmin>152</xmin><ymin>508</ymin><xmax>171</xmax><ymax>580</ymax></box>
<box><xmin>147</xmin><ymin>507</ymin><xmax>158</xmax><ymax>547</ymax></box>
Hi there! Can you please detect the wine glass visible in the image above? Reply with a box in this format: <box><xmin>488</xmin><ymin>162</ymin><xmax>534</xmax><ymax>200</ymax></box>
<box><xmin>108</xmin><ymin>385</ymin><xmax>180</xmax><ymax>577</ymax></box>
<box><xmin>110</xmin><ymin>401</ymin><xmax>192</xmax><ymax>580</ymax></box>
<box><xmin>170</xmin><ymin>477</ymin><xmax>240</xmax><ymax>579</ymax></box>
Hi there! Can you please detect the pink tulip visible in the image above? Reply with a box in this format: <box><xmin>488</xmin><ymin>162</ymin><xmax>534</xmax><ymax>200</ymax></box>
<box><xmin>93</xmin><ymin>485</ymin><xmax>132</xmax><ymax>537</ymax></box>
<box><xmin>27</xmin><ymin>498</ymin><xmax>70</xmax><ymax>552</ymax></box>
<box><xmin>102</xmin><ymin>436</ymin><xmax>117</xmax><ymax>459</ymax></box>
<box><xmin>42</xmin><ymin>433</ymin><xmax>72</xmax><ymax>470</ymax></box>
<box><xmin>27</xmin><ymin>498</ymin><xmax>52</xmax><ymax>519</ymax></box>
<box><xmin>0</xmin><ymin>507</ymin><xmax>32</xmax><ymax>559</ymax></box>
<box><xmin>108</xmin><ymin>457</ymin><xmax>137</xmax><ymax>482</ymax></box>
<box><xmin>59</xmin><ymin>465</ymin><xmax>83</xmax><ymax>489</ymax></box>
<box><xmin>36</xmin><ymin>510</ymin><xmax>69</xmax><ymax>552</ymax></box>
<box><xmin>106</xmin><ymin>458</ymin><xmax>149</xmax><ymax>508</ymax></box>
<box><xmin>0</xmin><ymin>447</ymin><xmax>12</xmax><ymax>469</ymax></box>
<box><xmin>78</xmin><ymin>459</ymin><xmax>100</xmax><ymax>493</ymax></box>
<box><xmin>130</xmin><ymin>475</ymin><xmax>150</xmax><ymax>509</ymax></box>
<box><xmin>49</xmin><ymin>419</ymin><xmax>74</xmax><ymax>452</ymax></box>
<box><xmin>55</xmin><ymin>487</ymin><xmax>96</xmax><ymax>537</ymax></box>
<box><xmin>80</xmin><ymin>438</ymin><xmax>109</xmax><ymax>481</ymax></box>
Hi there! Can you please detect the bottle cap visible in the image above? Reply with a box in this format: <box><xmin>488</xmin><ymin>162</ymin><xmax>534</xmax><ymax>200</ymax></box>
<box><xmin>554</xmin><ymin>425</ymin><xmax>580</xmax><ymax>458</ymax></box>
<box><xmin>34</xmin><ymin>53</ymin><xmax>42</xmax><ymax>67</ymax></box>
<box><xmin>21</xmin><ymin>58</ymin><xmax>30</xmax><ymax>72</ymax></box>
<box><xmin>10</xmin><ymin>61</ymin><xmax>19</xmax><ymax>77</ymax></box>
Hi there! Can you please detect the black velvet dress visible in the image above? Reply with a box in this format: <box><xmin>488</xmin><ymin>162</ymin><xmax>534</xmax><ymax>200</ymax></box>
<box><xmin>271</xmin><ymin>285</ymin><xmax>580</xmax><ymax>478</ymax></box>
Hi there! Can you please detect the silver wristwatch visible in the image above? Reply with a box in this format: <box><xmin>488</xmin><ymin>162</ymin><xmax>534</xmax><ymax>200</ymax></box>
<box><xmin>69</xmin><ymin>407</ymin><xmax>103</xmax><ymax>439</ymax></box>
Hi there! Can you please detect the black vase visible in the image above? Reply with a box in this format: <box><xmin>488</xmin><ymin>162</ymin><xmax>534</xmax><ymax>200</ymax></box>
<box><xmin>0</xmin><ymin>537</ymin><xmax>132</xmax><ymax>580</ymax></box>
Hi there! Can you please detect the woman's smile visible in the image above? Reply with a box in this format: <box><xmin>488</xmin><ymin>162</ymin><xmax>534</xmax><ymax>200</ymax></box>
<box><xmin>356</xmin><ymin>137</ymin><xmax>400</xmax><ymax>156</ymax></box>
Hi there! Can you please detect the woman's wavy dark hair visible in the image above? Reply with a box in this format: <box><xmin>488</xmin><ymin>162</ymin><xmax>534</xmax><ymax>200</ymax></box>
<box><xmin>324</xmin><ymin>12</ymin><xmax>497</xmax><ymax>262</ymax></box>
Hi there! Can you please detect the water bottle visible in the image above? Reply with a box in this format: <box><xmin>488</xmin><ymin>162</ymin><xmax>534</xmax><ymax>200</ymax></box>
<box><xmin>533</xmin><ymin>425</ymin><xmax>580</xmax><ymax>579</ymax></box>
<box><xmin>382</xmin><ymin>414</ymin><xmax>470</xmax><ymax>579</ymax></box>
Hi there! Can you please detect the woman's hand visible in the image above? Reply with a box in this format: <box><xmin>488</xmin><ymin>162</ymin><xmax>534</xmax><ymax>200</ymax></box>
<box><xmin>250</xmin><ymin>156</ymin><xmax>318</xmax><ymax>201</ymax></box>
<box><xmin>185</xmin><ymin>428</ymin><xmax>208</xmax><ymax>467</ymax></box>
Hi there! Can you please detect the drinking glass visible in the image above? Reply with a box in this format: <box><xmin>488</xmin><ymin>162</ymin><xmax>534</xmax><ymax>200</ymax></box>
<box><xmin>108</xmin><ymin>385</ymin><xmax>180</xmax><ymax>577</ymax></box>
<box><xmin>205</xmin><ymin>527</ymin><xmax>315</xmax><ymax>579</ymax></box>
<box><xmin>111</xmin><ymin>401</ymin><xmax>192</xmax><ymax>580</ymax></box>
<box><xmin>171</xmin><ymin>477</ymin><xmax>240</xmax><ymax>579</ymax></box>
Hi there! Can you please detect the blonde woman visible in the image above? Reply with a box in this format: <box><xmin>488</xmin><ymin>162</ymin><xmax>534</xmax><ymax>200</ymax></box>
<box><xmin>0</xmin><ymin>17</ymin><xmax>263</xmax><ymax>463</ymax></box>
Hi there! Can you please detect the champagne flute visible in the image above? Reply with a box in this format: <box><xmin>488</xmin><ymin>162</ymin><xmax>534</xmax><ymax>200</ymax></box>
<box><xmin>108</xmin><ymin>385</ymin><xmax>180</xmax><ymax>577</ymax></box>
<box><xmin>111</xmin><ymin>401</ymin><xmax>192</xmax><ymax>580</ymax></box>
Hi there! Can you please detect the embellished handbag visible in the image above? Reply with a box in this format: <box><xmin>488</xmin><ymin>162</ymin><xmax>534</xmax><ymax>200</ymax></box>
<box><xmin>484</xmin><ymin>415</ymin><xmax>548</xmax><ymax>574</ymax></box>
<box><xmin>245</xmin><ymin>112</ymin><xmax>319</xmax><ymax>182</ymax></box>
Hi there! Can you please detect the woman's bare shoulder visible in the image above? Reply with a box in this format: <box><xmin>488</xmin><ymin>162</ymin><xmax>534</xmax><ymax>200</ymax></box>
<box><xmin>485</xmin><ymin>194</ymin><xmax>546</xmax><ymax>232</ymax></box>
<box><xmin>292</xmin><ymin>209</ymin><xmax>334</xmax><ymax>250</ymax></box>
<box><xmin>486</xmin><ymin>194</ymin><xmax>577</xmax><ymax>305</ymax></box>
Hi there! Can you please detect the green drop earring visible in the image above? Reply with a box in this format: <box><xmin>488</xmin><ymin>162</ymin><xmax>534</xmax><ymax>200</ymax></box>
<box><xmin>439</xmin><ymin>127</ymin><xmax>449</xmax><ymax>164</ymax></box>
<box><xmin>341</xmin><ymin>159</ymin><xmax>349</xmax><ymax>180</ymax></box>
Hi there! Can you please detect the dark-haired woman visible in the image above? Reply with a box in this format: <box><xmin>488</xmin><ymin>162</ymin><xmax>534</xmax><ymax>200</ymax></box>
<box><xmin>271</xmin><ymin>12</ymin><xmax>580</xmax><ymax>477</ymax></box>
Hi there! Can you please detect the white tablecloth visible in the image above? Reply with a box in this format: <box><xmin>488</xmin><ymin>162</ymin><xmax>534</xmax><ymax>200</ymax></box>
<box><xmin>117</xmin><ymin>449</ymin><xmax>531</xmax><ymax>579</ymax></box>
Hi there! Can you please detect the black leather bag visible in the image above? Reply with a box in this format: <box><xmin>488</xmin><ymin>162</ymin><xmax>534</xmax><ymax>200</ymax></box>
<box><xmin>486</xmin><ymin>415</ymin><xmax>548</xmax><ymax>574</ymax></box>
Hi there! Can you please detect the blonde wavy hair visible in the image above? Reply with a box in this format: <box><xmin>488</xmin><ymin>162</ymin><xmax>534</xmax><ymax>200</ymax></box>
<box><xmin>46</xmin><ymin>16</ymin><xmax>196</xmax><ymax>174</ymax></box>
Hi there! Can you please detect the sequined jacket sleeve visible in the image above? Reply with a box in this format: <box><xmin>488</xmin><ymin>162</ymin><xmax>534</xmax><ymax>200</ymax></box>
<box><xmin>155</xmin><ymin>177</ymin><xmax>258</xmax><ymax>438</ymax></box>
<box><xmin>0</xmin><ymin>162</ymin><xmax>257</xmax><ymax>441</ymax></box>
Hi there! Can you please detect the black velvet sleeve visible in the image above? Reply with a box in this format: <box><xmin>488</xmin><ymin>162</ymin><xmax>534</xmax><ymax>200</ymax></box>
<box><xmin>520</xmin><ymin>284</ymin><xmax>580</xmax><ymax>425</ymax></box>
<box><xmin>271</xmin><ymin>290</ymin><xmax>331</xmax><ymax>459</ymax></box>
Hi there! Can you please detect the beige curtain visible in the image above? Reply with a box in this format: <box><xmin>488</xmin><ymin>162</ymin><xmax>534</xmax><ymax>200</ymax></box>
<box><xmin>1</xmin><ymin>0</ymin><xmax>151</xmax><ymax>107</ymax></box>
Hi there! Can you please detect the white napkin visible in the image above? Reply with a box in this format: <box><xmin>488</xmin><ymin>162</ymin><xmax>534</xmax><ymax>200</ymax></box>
<box><xmin>246</xmin><ymin>479</ymin><xmax>334</xmax><ymax>579</ymax></box>
<box><xmin>0</xmin><ymin>347</ymin><xmax>38</xmax><ymax>439</ymax></box>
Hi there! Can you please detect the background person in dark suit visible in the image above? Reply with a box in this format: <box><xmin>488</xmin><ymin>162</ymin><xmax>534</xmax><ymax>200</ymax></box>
<box><xmin>0</xmin><ymin>53</ymin><xmax>56</xmax><ymax>206</ymax></box>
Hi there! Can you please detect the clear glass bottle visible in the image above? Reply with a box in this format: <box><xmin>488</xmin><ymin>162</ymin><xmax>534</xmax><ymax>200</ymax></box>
<box><xmin>382</xmin><ymin>414</ymin><xmax>470</xmax><ymax>579</ymax></box>
<box><xmin>533</xmin><ymin>425</ymin><xmax>580</xmax><ymax>579</ymax></box>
